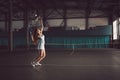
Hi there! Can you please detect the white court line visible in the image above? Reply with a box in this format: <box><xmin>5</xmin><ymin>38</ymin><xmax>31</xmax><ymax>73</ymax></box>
<box><xmin>43</xmin><ymin>64</ymin><xmax>120</xmax><ymax>67</ymax></box>
<box><xmin>0</xmin><ymin>64</ymin><xmax>120</xmax><ymax>67</ymax></box>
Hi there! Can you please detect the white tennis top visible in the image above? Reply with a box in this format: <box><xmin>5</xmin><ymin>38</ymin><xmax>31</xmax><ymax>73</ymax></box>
<box><xmin>37</xmin><ymin>34</ymin><xmax>45</xmax><ymax>50</ymax></box>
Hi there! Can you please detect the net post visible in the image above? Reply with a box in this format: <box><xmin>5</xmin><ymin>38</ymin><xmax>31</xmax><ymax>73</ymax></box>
<box><xmin>70</xmin><ymin>44</ymin><xmax>75</xmax><ymax>55</ymax></box>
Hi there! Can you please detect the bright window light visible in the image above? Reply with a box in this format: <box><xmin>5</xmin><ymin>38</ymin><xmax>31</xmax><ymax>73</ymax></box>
<box><xmin>113</xmin><ymin>20</ymin><xmax>118</xmax><ymax>40</ymax></box>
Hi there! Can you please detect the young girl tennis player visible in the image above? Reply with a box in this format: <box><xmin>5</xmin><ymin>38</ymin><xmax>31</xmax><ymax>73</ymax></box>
<box><xmin>31</xmin><ymin>17</ymin><xmax>46</xmax><ymax>67</ymax></box>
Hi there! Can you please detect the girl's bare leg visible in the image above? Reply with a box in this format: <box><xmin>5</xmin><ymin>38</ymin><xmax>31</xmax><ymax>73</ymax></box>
<box><xmin>35</xmin><ymin>49</ymin><xmax>46</xmax><ymax>63</ymax></box>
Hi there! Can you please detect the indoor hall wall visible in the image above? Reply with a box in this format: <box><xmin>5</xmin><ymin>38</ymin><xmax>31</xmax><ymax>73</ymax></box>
<box><xmin>0</xmin><ymin>18</ymin><xmax>108</xmax><ymax>31</ymax></box>
<box><xmin>47</xmin><ymin>18</ymin><xmax>108</xmax><ymax>30</ymax></box>
<box><xmin>47</xmin><ymin>19</ymin><xmax>63</xmax><ymax>27</ymax></box>
<box><xmin>0</xmin><ymin>21</ymin><xmax>23</xmax><ymax>31</ymax></box>
<box><xmin>12</xmin><ymin>21</ymin><xmax>24</xmax><ymax>31</ymax></box>
<box><xmin>88</xmin><ymin>18</ymin><xmax>108</xmax><ymax>28</ymax></box>
<box><xmin>47</xmin><ymin>19</ymin><xmax>85</xmax><ymax>30</ymax></box>
<box><xmin>67</xmin><ymin>19</ymin><xmax>85</xmax><ymax>30</ymax></box>
<box><xmin>0</xmin><ymin>21</ymin><xmax>5</xmax><ymax>31</ymax></box>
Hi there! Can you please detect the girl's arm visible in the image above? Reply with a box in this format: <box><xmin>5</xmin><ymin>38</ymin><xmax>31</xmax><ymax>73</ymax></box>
<box><xmin>29</xmin><ymin>30</ymin><xmax>34</xmax><ymax>42</ymax></box>
<box><xmin>31</xmin><ymin>35</ymin><xmax>34</xmax><ymax>42</ymax></box>
<box><xmin>31</xmin><ymin>34</ymin><xmax>37</xmax><ymax>45</ymax></box>
<box><xmin>40</xmin><ymin>17</ymin><xmax>44</xmax><ymax>28</ymax></box>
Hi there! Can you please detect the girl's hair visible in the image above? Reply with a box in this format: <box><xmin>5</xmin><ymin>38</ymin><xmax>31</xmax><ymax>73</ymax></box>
<box><xmin>32</xmin><ymin>27</ymin><xmax>43</xmax><ymax>45</ymax></box>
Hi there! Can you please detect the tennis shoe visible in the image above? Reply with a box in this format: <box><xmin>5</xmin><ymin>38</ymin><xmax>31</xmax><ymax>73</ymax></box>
<box><xmin>36</xmin><ymin>62</ymin><xmax>42</xmax><ymax>66</ymax></box>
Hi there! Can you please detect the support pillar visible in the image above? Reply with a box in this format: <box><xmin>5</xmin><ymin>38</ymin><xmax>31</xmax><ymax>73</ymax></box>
<box><xmin>63</xmin><ymin>8</ymin><xmax>67</xmax><ymax>27</ymax></box>
<box><xmin>8</xmin><ymin>0</ymin><xmax>13</xmax><ymax>51</ymax></box>
<box><xmin>24</xmin><ymin>8</ymin><xmax>29</xmax><ymax>49</ymax></box>
<box><xmin>85</xmin><ymin>10</ymin><xmax>89</xmax><ymax>30</ymax></box>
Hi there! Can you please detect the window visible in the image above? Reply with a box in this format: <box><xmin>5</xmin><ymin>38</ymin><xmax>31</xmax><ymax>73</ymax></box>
<box><xmin>113</xmin><ymin>19</ymin><xmax>118</xmax><ymax>40</ymax></box>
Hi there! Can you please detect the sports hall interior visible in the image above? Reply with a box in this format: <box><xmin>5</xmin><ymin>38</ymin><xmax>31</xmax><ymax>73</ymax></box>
<box><xmin>0</xmin><ymin>0</ymin><xmax>120</xmax><ymax>80</ymax></box>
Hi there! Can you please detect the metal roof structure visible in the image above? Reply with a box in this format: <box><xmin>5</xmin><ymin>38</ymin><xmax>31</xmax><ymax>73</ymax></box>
<box><xmin>0</xmin><ymin>0</ymin><xmax>119</xmax><ymax>19</ymax></box>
